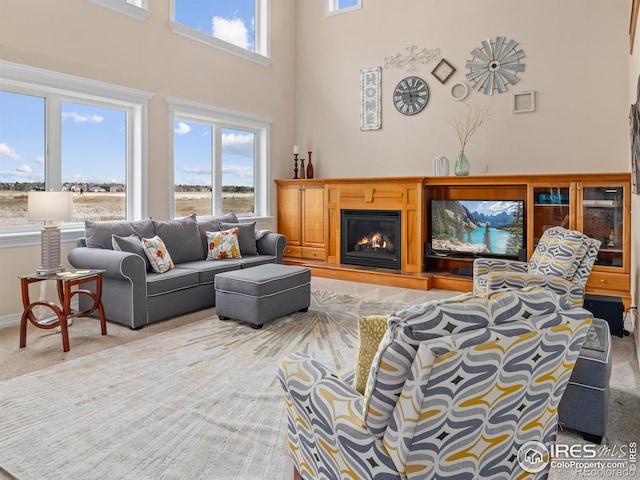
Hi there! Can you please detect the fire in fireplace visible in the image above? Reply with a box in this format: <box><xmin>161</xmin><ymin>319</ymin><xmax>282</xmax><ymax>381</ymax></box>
<box><xmin>341</xmin><ymin>209</ymin><xmax>401</xmax><ymax>269</ymax></box>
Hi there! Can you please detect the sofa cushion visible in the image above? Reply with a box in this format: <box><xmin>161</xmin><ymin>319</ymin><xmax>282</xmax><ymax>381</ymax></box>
<box><xmin>145</xmin><ymin>267</ymin><xmax>200</xmax><ymax>297</ymax></box>
<box><xmin>528</xmin><ymin>227</ymin><xmax>590</xmax><ymax>280</ymax></box>
<box><xmin>219</xmin><ymin>221</ymin><xmax>258</xmax><ymax>256</ymax></box>
<box><xmin>111</xmin><ymin>234</ymin><xmax>152</xmax><ymax>272</ymax></box>
<box><xmin>142</xmin><ymin>235</ymin><xmax>175</xmax><ymax>273</ymax></box>
<box><xmin>153</xmin><ymin>214</ymin><xmax>203</xmax><ymax>264</ymax></box>
<box><xmin>197</xmin><ymin>212</ymin><xmax>239</xmax><ymax>257</ymax></box>
<box><xmin>206</xmin><ymin>228</ymin><xmax>242</xmax><ymax>260</ymax></box>
<box><xmin>85</xmin><ymin>218</ymin><xmax>154</xmax><ymax>249</ymax></box>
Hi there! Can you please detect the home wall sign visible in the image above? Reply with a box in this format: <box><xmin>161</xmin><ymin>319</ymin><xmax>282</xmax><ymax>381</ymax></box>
<box><xmin>466</xmin><ymin>36</ymin><xmax>525</xmax><ymax>95</ymax></box>
<box><xmin>384</xmin><ymin>45</ymin><xmax>441</xmax><ymax>72</ymax></box>
<box><xmin>360</xmin><ymin>67</ymin><xmax>381</xmax><ymax>130</ymax></box>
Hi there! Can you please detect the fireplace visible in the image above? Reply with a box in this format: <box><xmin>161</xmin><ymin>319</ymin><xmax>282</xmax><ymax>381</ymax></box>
<box><xmin>341</xmin><ymin>209</ymin><xmax>401</xmax><ymax>270</ymax></box>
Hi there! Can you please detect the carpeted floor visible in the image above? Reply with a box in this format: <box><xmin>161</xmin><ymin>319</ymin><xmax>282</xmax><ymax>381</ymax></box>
<box><xmin>0</xmin><ymin>278</ymin><xmax>638</xmax><ymax>479</ymax></box>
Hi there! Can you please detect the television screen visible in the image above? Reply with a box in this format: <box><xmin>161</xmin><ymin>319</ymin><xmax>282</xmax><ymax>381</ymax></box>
<box><xmin>430</xmin><ymin>199</ymin><xmax>525</xmax><ymax>257</ymax></box>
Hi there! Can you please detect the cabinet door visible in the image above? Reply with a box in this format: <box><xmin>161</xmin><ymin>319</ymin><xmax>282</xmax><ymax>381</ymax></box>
<box><xmin>530</xmin><ymin>183</ymin><xmax>574</xmax><ymax>250</ymax></box>
<box><xmin>578</xmin><ymin>183</ymin><xmax>627</xmax><ymax>270</ymax></box>
<box><xmin>278</xmin><ymin>185</ymin><xmax>302</xmax><ymax>246</ymax></box>
<box><xmin>301</xmin><ymin>185</ymin><xmax>325</xmax><ymax>247</ymax></box>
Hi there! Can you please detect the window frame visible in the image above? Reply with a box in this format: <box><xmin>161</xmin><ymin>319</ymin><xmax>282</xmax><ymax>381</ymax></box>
<box><xmin>167</xmin><ymin>96</ymin><xmax>272</xmax><ymax>221</ymax></box>
<box><xmin>325</xmin><ymin>0</ymin><xmax>362</xmax><ymax>16</ymax></box>
<box><xmin>0</xmin><ymin>60</ymin><xmax>153</xmax><ymax>248</ymax></box>
<box><xmin>169</xmin><ymin>0</ymin><xmax>271</xmax><ymax>67</ymax></box>
<box><xmin>85</xmin><ymin>0</ymin><xmax>151</xmax><ymax>21</ymax></box>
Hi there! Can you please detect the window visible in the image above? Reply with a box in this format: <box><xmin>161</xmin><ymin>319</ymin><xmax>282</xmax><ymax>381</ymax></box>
<box><xmin>326</xmin><ymin>0</ymin><xmax>362</xmax><ymax>16</ymax></box>
<box><xmin>85</xmin><ymin>0</ymin><xmax>151</xmax><ymax>21</ymax></box>
<box><xmin>168</xmin><ymin>97</ymin><xmax>272</xmax><ymax>220</ymax></box>
<box><xmin>0</xmin><ymin>60</ymin><xmax>152</xmax><ymax>245</ymax></box>
<box><xmin>170</xmin><ymin>0</ymin><xmax>271</xmax><ymax>66</ymax></box>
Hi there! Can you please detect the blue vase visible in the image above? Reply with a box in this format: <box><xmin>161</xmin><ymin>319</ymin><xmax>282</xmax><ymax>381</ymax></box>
<box><xmin>455</xmin><ymin>151</ymin><xmax>470</xmax><ymax>176</ymax></box>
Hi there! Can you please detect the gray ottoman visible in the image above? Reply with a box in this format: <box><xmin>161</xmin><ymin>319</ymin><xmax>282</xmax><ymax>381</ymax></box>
<box><xmin>558</xmin><ymin>317</ymin><xmax>612</xmax><ymax>444</ymax></box>
<box><xmin>214</xmin><ymin>264</ymin><xmax>311</xmax><ymax>329</ymax></box>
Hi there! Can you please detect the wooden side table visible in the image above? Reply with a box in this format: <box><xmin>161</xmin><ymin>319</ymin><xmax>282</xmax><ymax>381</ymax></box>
<box><xmin>19</xmin><ymin>269</ymin><xmax>107</xmax><ymax>352</ymax></box>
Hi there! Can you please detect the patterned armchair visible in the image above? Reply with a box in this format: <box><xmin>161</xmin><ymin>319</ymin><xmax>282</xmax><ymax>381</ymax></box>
<box><xmin>473</xmin><ymin>226</ymin><xmax>601</xmax><ymax>307</ymax></box>
<box><xmin>278</xmin><ymin>289</ymin><xmax>593</xmax><ymax>479</ymax></box>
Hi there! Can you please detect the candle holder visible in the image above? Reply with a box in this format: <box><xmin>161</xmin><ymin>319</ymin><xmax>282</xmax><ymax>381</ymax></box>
<box><xmin>293</xmin><ymin>153</ymin><xmax>299</xmax><ymax>179</ymax></box>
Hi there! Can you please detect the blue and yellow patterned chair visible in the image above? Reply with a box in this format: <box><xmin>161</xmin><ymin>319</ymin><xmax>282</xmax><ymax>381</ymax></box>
<box><xmin>473</xmin><ymin>226</ymin><xmax>601</xmax><ymax>307</ymax></box>
<box><xmin>278</xmin><ymin>288</ymin><xmax>593</xmax><ymax>479</ymax></box>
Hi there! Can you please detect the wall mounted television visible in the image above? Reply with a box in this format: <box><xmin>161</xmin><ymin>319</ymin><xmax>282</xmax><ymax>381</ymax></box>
<box><xmin>430</xmin><ymin>199</ymin><xmax>525</xmax><ymax>258</ymax></box>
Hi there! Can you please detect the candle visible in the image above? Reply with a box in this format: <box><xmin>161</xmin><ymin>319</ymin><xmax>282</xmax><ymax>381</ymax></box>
<box><xmin>293</xmin><ymin>145</ymin><xmax>299</xmax><ymax>155</ymax></box>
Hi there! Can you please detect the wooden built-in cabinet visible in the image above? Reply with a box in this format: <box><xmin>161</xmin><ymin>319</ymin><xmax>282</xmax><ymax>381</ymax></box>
<box><xmin>275</xmin><ymin>179</ymin><xmax>326</xmax><ymax>260</ymax></box>
<box><xmin>275</xmin><ymin>173</ymin><xmax>631</xmax><ymax>307</ymax></box>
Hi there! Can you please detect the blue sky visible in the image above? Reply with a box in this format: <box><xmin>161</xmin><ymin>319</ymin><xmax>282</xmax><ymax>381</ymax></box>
<box><xmin>0</xmin><ymin>1</ymin><xmax>256</xmax><ymax>188</ymax></box>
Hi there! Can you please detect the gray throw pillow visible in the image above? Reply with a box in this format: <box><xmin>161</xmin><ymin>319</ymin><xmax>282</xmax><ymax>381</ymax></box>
<box><xmin>153</xmin><ymin>214</ymin><xmax>202</xmax><ymax>264</ymax></box>
<box><xmin>111</xmin><ymin>234</ymin><xmax>152</xmax><ymax>272</ymax></box>
<box><xmin>219</xmin><ymin>221</ymin><xmax>258</xmax><ymax>256</ymax></box>
<box><xmin>85</xmin><ymin>218</ymin><xmax>154</xmax><ymax>249</ymax></box>
<box><xmin>196</xmin><ymin>212</ymin><xmax>239</xmax><ymax>257</ymax></box>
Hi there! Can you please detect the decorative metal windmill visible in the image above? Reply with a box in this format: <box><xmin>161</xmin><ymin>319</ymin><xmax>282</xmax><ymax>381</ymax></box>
<box><xmin>466</xmin><ymin>36</ymin><xmax>525</xmax><ymax>95</ymax></box>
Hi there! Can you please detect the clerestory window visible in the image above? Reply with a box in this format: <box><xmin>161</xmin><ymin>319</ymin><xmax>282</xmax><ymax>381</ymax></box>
<box><xmin>169</xmin><ymin>0</ymin><xmax>271</xmax><ymax>66</ymax></box>
<box><xmin>325</xmin><ymin>0</ymin><xmax>362</xmax><ymax>16</ymax></box>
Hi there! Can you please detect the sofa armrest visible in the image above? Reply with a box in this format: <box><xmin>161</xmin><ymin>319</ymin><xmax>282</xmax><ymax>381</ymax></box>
<box><xmin>256</xmin><ymin>232</ymin><xmax>286</xmax><ymax>264</ymax></box>
<box><xmin>68</xmin><ymin>247</ymin><xmax>147</xmax><ymax>283</ymax></box>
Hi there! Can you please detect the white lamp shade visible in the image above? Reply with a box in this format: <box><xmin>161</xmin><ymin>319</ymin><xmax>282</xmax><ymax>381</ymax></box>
<box><xmin>28</xmin><ymin>191</ymin><xmax>73</xmax><ymax>222</ymax></box>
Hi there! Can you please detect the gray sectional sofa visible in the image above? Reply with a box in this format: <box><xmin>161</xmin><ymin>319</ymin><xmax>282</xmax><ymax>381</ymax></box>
<box><xmin>68</xmin><ymin>213</ymin><xmax>286</xmax><ymax>329</ymax></box>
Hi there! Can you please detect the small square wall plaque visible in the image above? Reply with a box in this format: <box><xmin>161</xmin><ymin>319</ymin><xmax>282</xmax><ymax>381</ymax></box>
<box><xmin>513</xmin><ymin>90</ymin><xmax>535</xmax><ymax>113</ymax></box>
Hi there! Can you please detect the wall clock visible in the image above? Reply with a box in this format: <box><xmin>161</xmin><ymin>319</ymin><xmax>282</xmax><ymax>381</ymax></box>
<box><xmin>465</xmin><ymin>36</ymin><xmax>525</xmax><ymax>95</ymax></box>
<box><xmin>393</xmin><ymin>76</ymin><xmax>429</xmax><ymax>115</ymax></box>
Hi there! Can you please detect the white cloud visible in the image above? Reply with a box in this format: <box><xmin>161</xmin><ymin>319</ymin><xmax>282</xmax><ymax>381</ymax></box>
<box><xmin>175</xmin><ymin>122</ymin><xmax>192</xmax><ymax>135</ymax></box>
<box><xmin>61</xmin><ymin>112</ymin><xmax>104</xmax><ymax>123</ymax></box>
<box><xmin>16</xmin><ymin>164</ymin><xmax>32</xmax><ymax>173</ymax></box>
<box><xmin>180</xmin><ymin>166</ymin><xmax>211</xmax><ymax>174</ymax></box>
<box><xmin>212</xmin><ymin>16</ymin><xmax>250</xmax><ymax>50</ymax></box>
<box><xmin>35</xmin><ymin>155</ymin><xmax>44</xmax><ymax>164</ymax></box>
<box><xmin>0</xmin><ymin>142</ymin><xmax>21</xmax><ymax>160</ymax></box>
<box><xmin>222</xmin><ymin>164</ymin><xmax>253</xmax><ymax>178</ymax></box>
<box><xmin>222</xmin><ymin>132</ymin><xmax>254</xmax><ymax>156</ymax></box>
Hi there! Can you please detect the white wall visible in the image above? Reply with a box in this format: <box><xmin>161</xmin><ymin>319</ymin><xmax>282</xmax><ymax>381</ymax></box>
<box><xmin>0</xmin><ymin>0</ymin><xmax>296</xmax><ymax>317</ymax></box>
<box><xmin>294</xmin><ymin>0</ymin><xmax>629</xmax><ymax>177</ymax></box>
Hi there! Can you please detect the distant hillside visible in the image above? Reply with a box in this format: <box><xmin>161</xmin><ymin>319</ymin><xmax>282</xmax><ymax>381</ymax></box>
<box><xmin>472</xmin><ymin>210</ymin><xmax>515</xmax><ymax>227</ymax></box>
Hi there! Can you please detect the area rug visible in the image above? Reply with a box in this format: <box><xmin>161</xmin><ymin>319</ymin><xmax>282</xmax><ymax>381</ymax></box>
<box><xmin>0</xmin><ymin>291</ymin><xmax>414</xmax><ymax>480</ymax></box>
<box><xmin>1</xmin><ymin>290</ymin><xmax>638</xmax><ymax>480</ymax></box>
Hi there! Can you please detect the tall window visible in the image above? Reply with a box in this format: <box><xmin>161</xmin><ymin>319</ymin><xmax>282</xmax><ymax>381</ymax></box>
<box><xmin>61</xmin><ymin>101</ymin><xmax>127</xmax><ymax>221</ymax></box>
<box><xmin>0</xmin><ymin>60</ymin><xmax>151</xmax><ymax>237</ymax></box>
<box><xmin>170</xmin><ymin>0</ymin><xmax>270</xmax><ymax>65</ymax></box>
<box><xmin>169</xmin><ymin>97</ymin><xmax>271</xmax><ymax>220</ymax></box>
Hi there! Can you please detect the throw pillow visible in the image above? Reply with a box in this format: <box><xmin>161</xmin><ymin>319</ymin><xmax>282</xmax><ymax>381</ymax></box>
<box><xmin>218</xmin><ymin>221</ymin><xmax>258</xmax><ymax>256</ymax></box>
<box><xmin>205</xmin><ymin>228</ymin><xmax>242</xmax><ymax>260</ymax></box>
<box><xmin>197</xmin><ymin>212</ymin><xmax>240</xmax><ymax>257</ymax></box>
<box><xmin>153</xmin><ymin>214</ymin><xmax>202</xmax><ymax>264</ymax></box>
<box><xmin>141</xmin><ymin>236</ymin><xmax>175</xmax><ymax>273</ymax></box>
<box><xmin>255</xmin><ymin>229</ymin><xmax>271</xmax><ymax>240</ymax></box>
<box><xmin>352</xmin><ymin>315</ymin><xmax>389</xmax><ymax>395</ymax></box>
<box><xmin>528</xmin><ymin>227</ymin><xmax>589</xmax><ymax>280</ymax></box>
<box><xmin>111</xmin><ymin>234</ymin><xmax>152</xmax><ymax>272</ymax></box>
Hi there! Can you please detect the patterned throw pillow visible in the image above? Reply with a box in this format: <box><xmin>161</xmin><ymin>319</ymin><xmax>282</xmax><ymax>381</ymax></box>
<box><xmin>352</xmin><ymin>315</ymin><xmax>389</xmax><ymax>395</ymax></box>
<box><xmin>205</xmin><ymin>228</ymin><xmax>242</xmax><ymax>260</ymax></box>
<box><xmin>141</xmin><ymin>236</ymin><xmax>175</xmax><ymax>273</ymax></box>
<box><xmin>528</xmin><ymin>227</ymin><xmax>589</xmax><ymax>280</ymax></box>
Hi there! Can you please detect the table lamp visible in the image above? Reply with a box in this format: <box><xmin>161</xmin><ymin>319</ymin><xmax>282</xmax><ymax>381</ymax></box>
<box><xmin>28</xmin><ymin>190</ymin><xmax>73</xmax><ymax>275</ymax></box>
